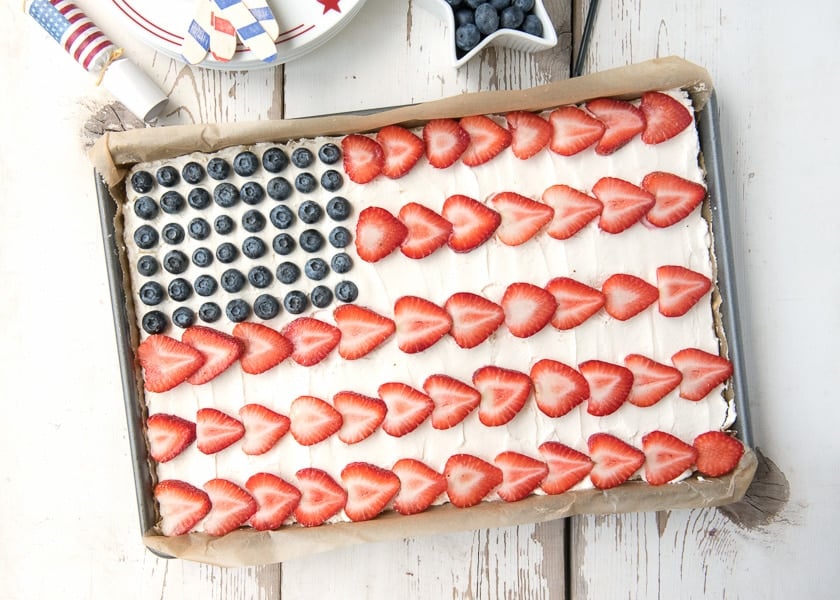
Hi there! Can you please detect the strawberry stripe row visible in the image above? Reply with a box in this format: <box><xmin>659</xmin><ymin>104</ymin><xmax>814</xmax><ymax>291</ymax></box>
<box><xmin>356</xmin><ymin>172</ymin><xmax>708</xmax><ymax>263</ymax></box>
<box><xmin>153</xmin><ymin>429</ymin><xmax>744</xmax><ymax>536</ymax></box>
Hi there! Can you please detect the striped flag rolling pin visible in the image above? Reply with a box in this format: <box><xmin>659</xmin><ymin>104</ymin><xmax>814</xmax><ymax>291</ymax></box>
<box><xmin>27</xmin><ymin>0</ymin><xmax>116</xmax><ymax>73</ymax></box>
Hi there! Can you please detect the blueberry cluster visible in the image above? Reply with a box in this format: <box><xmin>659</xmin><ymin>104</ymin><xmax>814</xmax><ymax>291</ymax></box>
<box><xmin>446</xmin><ymin>0</ymin><xmax>544</xmax><ymax>55</ymax></box>
<box><xmin>129</xmin><ymin>144</ymin><xmax>360</xmax><ymax>334</ymax></box>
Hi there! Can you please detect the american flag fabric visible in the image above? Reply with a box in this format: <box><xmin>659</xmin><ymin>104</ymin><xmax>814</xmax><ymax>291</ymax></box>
<box><xmin>28</xmin><ymin>0</ymin><xmax>116</xmax><ymax>73</ymax></box>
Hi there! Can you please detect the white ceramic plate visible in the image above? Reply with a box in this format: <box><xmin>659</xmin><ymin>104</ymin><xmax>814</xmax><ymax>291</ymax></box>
<box><xmin>108</xmin><ymin>0</ymin><xmax>367</xmax><ymax>70</ymax></box>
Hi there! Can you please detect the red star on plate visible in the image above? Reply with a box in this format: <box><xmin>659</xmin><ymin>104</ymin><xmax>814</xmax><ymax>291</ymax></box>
<box><xmin>317</xmin><ymin>0</ymin><xmax>342</xmax><ymax>14</ymax></box>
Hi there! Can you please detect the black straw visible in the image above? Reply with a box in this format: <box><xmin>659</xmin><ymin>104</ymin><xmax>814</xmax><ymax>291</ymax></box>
<box><xmin>573</xmin><ymin>0</ymin><xmax>599</xmax><ymax>77</ymax></box>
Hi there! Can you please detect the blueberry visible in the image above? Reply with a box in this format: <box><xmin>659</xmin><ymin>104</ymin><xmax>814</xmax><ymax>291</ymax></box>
<box><xmin>331</xmin><ymin>252</ymin><xmax>353</xmax><ymax>274</ymax></box>
<box><xmin>335</xmin><ymin>280</ymin><xmax>359</xmax><ymax>303</ymax></box>
<box><xmin>134</xmin><ymin>196</ymin><xmax>158</xmax><ymax>220</ymax></box>
<box><xmin>182</xmin><ymin>161</ymin><xmax>205</xmax><ymax>184</ymax></box>
<box><xmin>299</xmin><ymin>229</ymin><xmax>325</xmax><ymax>253</ymax></box>
<box><xmin>226</xmin><ymin>299</ymin><xmax>251</xmax><ymax>323</ymax></box>
<box><xmin>242</xmin><ymin>236</ymin><xmax>266</xmax><ymax>259</ymax></box>
<box><xmin>242</xmin><ymin>209</ymin><xmax>266</xmax><ymax>233</ymax></box>
<box><xmin>321</xmin><ymin>170</ymin><xmax>343</xmax><ymax>192</ymax></box>
<box><xmin>521</xmin><ymin>13</ymin><xmax>543</xmax><ymax>36</ymax></box>
<box><xmin>188</xmin><ymin>187</ymin><xmax>211</xmax><ymax>210</ymax></box>
<box><xmin>445</xmin><ymin>0</ymin><xmax>463</xmax><ymax>6</ymax></box>
<box><xmin>295</xmin><ymin>172</ymin><xmax>317</xmax><ymax>194</ymax></box>
<box><xmin>130</xmin><ymin>170</ymin><xmax>154</xmax><ymax>193</ymax></box>
<box><xmin>310</xmin><ymin>285</ymin><xmax>333</xmax><ymax>309</ymax></box>
<box><xmin>267</xmin><ymin>177</ymin><xmax>293</xmax><ymax>201</ymax></box>
<box><xmin>137</xmin><ymin>255</ymin><xmax>159</xmax><ymax>277</ymax></box>
<box><xmin>207</xmin><ymin>157</ymin><xmax>230</xmax><ymax>180</ymax></box>
<box><xmin>214</xmin><ymin>182</ymin><xmax>239</xmax><ymax>208</ymax></box>
<box><xmin>276</xmin><ymin>261</ymin><xmax>301</xmax><ymax>284</ymax></box>
<box><xmin>156</xmin><ymin>166</ymin><xmax>180</xmax><ymax>187</ymax></box>
<box><xmin>513</xmin><ymin>0</ymin><xmax>534</xmax><ymax>10</ymax></box>
<box><xmin>291</xmin><ymin>147</ymin><xmax>314</xmax><ymax>168</ymax></box>
<box><xmin>326</xmin><ymin>196</ymin><xmax>351</xmax><ymax>221</ymax></box>
<box><xmin>269</xmin><ymin>205</ymin><xmax>295</xmax><ymax>229</ymax></box>
<box><xmin>262</xmin><ymin>147</ymin><xmax>289</xmax><ymax>173</ymax></box>
<box><xmin>272</xmin><ymin>233</ymin><xmax>296</xmax><ymax>255</ymax></box>
<box><xmin>199</xmin><ymin>302</ymin><xmax>222</xmax><ymax>323</ymax></box>
<box><xmin>248</xmin><ymin>265</ymin><xmax>273</xmax><ymax>288</ymax></box>
<box><xmin>194</xmin><ymin>274</ymin><xmax>218</xmax><ymax>296</ymax></box>
<box><xmin>192</xmin><ymin>247</ymin><xmax>213</xmax><ymax>268</ymax></box>
<box><xmin>318</xmin><ymin>143</ymin><xmax>341</xmax><ymax>165</ymax></box>
<box><xmin>455</xmin><ymin>7</ymin><xmax>475</xmax><ymax>26</ymax></box>
<box><xmin>233</xmin><ymin>151</ymin><xmax>259</xmax><ymax>176</ymax></box>
<box><xmin>161</xmin><ymin>223</ymin><xmax>185</xmax><ymax>245</ymax></box>
<box><xmin>188</xmin><ymin>217</ymin><xmax>211</xmax><ymax>240</ymax></box>
<box><xmin>240</xmin><ymin>181</ymin><xmax>265</xmax><ymax>205</ymax></box>
<box><xmin>466</xmin><ymin>0</ymin><xmax>483</xmax><ymax>8</ymax></box>
<box><xmin>168</xmin><ymin>278</ymin><xmax>192</xmax><ymax>302</ymax></box>
<box><xmin>328</xmin><ymin>226</ymin><xmax>351</xmax><ymax>249</ymax></box>
<box><xmin>489</xmin><ymin>0</ymin><xmax>510</xmax><ymax>9</ymax></box>
<box><xmin>172</xmin><ymin>306</ymin><xmax>196</xmax><ymax>329</ymax></box>
<box><xmin>139</xmin><ymin>281</ymin><xmax>165</xmax><ymax>305</ymax></box>
<box><xmin>142</xmin><ymin>310</ymin><xmax>168</xmax><ymax>334</ymax></box>
<box><xmin>475</xmin><ymin>3</ymin><xmax>499</xmax><ymax>35</ymax></box>
<box><xmin>304</xmin><ymin>258</ymin><xmax>329</xmax><ymax>281</ymax></box>
<box><xmin>216</xmin><ymin>242</ymin><xmax>239</xmax><ymax>263</ymax></box>
<box><xmin>455</xmin><ymin>23</ymin><xmax>482</xmax><ymax>51</ymax></box>
<box><xmin>283</xmin><ymin>290</ymin><xmax>308</xmax><ymax>315</ymax></box>
<box><xmin>298</xmin><ymin>200</ymin><xmax>323</xmax><ymax>224</ymax></box>
<box><xmin>160</xmin><ymin>191</ymin><xmax>185</xmax><ymax>214</ymax></box>
<box><xmin>220</xmin><ymin>268</ymin><xmax>246</xmax><ymax>293</ymax></box>
<box><xmin>214</xmin><ymin>214</ymin><xmax>235</xmax><ymax>235</ymax></box>
<box><xmin>134</xmin><ymin>225</ymin><xmax>159</xmax><ymax>249</ymax></box>
<box><xmin>253</xmin><ymin>294</ymin><xmax>280</xmax><ymax>319</ymax></box>
<box><xmin>500</xmin><ymin>5</ymin><xmax>524</xmax><ymax>28</ymax></box>
<box><xmin>163</xmin><ymin>250</ymin><xmax>189</xmax><ymax>274</ymax></box>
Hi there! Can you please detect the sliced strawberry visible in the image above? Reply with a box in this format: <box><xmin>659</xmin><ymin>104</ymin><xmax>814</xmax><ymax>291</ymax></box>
<box><xmin>494</xmin><ymin>451</ymin><xmax>549</xmax><ymax>502</ymax></box>
<box><xmin>289</xmin><ymin>395</ymin><xmax>343</xmax><ymax>446</ymax></box>
<box><xmin>203</xmin><ymin>478</ymin><xmax>257</xmax><ymax>536</ymax></box>
<box><xmin>341</xmin><ymin>133</ymin><xmax>384</xmax><ymax>183</ymax></box>
<box><xmin>147</xmin><ymin>413</ymin><xmax>196</xmax><ymax>463</ymax></box>
<box><xmin>245</xmin><ymin>472</ymin><xmax>301</xmax><ymax>531</ymax></box>
<box><xmin>391</xmin><ymin>458</ymin><xmax>448</xmax><ymax>515</ymax></box>
<box><xmin>545</xmin><ymin>276</ymin><xmax>606</xmax><ymax>330</ymax></box>
<box><xmin>137</xmin><ymin>334</ymin><xmax>205</xmax><ymax>393</ymax></box>
<box><xmin>530</xmin><ymin>358</ymin><xmax>590</xmax><ymax>418</ymax></box>
<box><xmin>592</xmin><ymin>177</ymin><xmax>656</xmax><ymax>234</ymax></box>
<box><xmin>586</xmin><ymin>97</ymin><xmax>646</xmax><ymax>155</ymax></box>
<box><xmin>423</xmin><ymin>118</ymin><xmax>470</xmax><ymax>168</ymax></box>
<box><xmin>641</xmin><ymin>430</ymin><xmax>699</xmax><ymax>485</ymax></box>
<box><xmin>333</xmin><ymin>391</ymin><xmax>387</xmax><ymax>444</ymax></box>
<box><xmin>355</xmin><ymin>206</ymin><xmax>408</xmax><ymax>263</ymax></box>
<box><xmin>671</xmin><ymin>348</ymin><xmax>733</xmax><ymax>401</ymax></box>
<box><xmin>393</xmin><ymin>295</ymin><xmax>452</xmax><ymax>354</ymax></box>
<box><xmin>378</xmin><ymin>381</ymin><xmax>434</xmax><ymax>437</ymax></box>
<box><xmin>693</xmin><ymin>431</ymin><xmax>744</xmax><ymax>477</ymax></box>
<box><xmin>501</xmin><ymin>282</ymin><xmax>557</xmax><ymax>338</ymax></box>
<box><xmin>398</xmin><ymin>202</ymin><xmax>453</xmax><ymax>259</ymax></box>
<box><xmin>623</xmin><ymin>354</ymin><xmax>683</xmax><ymax>408</ymax></box>
<box><xmin>423</xmin><ymin>373</ymin><xmax>481</xmax><ymax>430</ymax></box>
<box><xmin>459</xmin><ymin>114</ymin><xmax>512</xmax><ymax>166</ymax></box>
<box><xmin>656</xmin><ymin>265</ymin><xmax>712</xmax><ymax>317</ymax></box>
<box><xmin>640</xmin><ymin>91</ymin><xmax>692</xmax><ymax>144</ymax></box>
<box><xmin>181</xmin><ymin>326</ymin><xmax>244</xmax><ymax>385</ymax></box>
<box><xmin>232</xmin><ymin>322</ymin><xmax>293</xmax><ymax>375</ymax></box>
<box><xmin>294</xmin><ymin>468</ymin><xmax>347</xmax><ymax>527</ymax></box>
<box><xmin>444</xmin><ymin>292</ymin><xmax>505</xmax><ymax>349</ymax></box>
<box><xmin>154</xmin><ymin>479</ymin><xmax>211</xmax><ymax>536</ymax></box>
<box><xmin>542</xmin><ymin>184</ymin><xmax>603</xmax><ymax>240</ymax></box>
<box><xmin>488</xmin><ymin>191</ymin><xmax>554</xmax><ymax>246</ymax></box>
<box><xmin>587</xmin><ymin>433</ymin><xmax>645</xmax><ymax>490</ymax></box>
<box><xmin>601</xmin><ymin>273</ymin><xmax>659</xmax><ymax>321</ymax></box>
<box><xmin>196</xmin><ymin>407</ymin><xmax>245</xmax><ymax>454</ymax></box>
<box><xmin>333</xmin><ymin>304</ymin><xmax>395</xmax><ymax>360</ymax></box>
<box><xmin>473</xmin><ymin>365</ymin><xmax>532</xmax><ymax>426</ymax></box>
<box><xmin>548</xmin><ymin>106</ymin><xmax>606</xmax><ymax>155</ymax></box>
<box><xmin>444</xmin><ymin>453</ymin><xmax>503</xmax><ymax>508</ymax></box>
<box><xmin>578</xmin><ymin>360</ymin><xmax>633</xmax><ymax>416</ymax></box>
<box><xmin>375</xmin><ymin>125</ymin><xmax>425</xmax><ymax>178</ymax></box>
<box><xmin>537</xmin><ymin>442</ymin><xmax>594</xmax><ymax>494</ymax></box>
<box><xmin>281</xmin><ymin>317</ymin><xmax>341</xmax><ymax>366</ymax></box>
<box><xmin>238</xmin><ymin>403</ymin><xmax>290</xmax><ymax>455</ymax></box>
<box><xmin>341</xmin><ymin>462</ymin><xmax>401</xmax><ymax>522</ymax></box>
<box><xmin>441</xmin><ymin>194</ymin><xmax>501</xmax><ymax>253</ymax></box>
<box><xmin>642</xmin><ymin>171</ymin><xmax>707</xmax><ymax>227</ymax></box>
<box><xmin>506</xmin><ymin>110</ymin><xmax>552</xmax><ymax>159</ymax></box>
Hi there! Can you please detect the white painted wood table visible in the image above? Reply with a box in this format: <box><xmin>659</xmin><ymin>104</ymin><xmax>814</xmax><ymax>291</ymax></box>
<box><xmin>1</xmin><ymin>0</ymin><xmax>838</xmax><ymax>598</ymax></box>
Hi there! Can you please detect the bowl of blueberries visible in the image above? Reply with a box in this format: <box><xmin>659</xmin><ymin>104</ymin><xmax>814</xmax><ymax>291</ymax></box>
<box><xmin>417</xmin><ymin>0</ymin><xmax>557</xmax><ymax>67</ymax></box>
